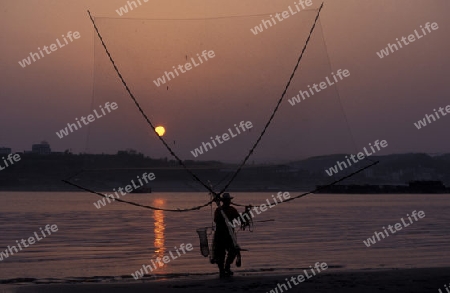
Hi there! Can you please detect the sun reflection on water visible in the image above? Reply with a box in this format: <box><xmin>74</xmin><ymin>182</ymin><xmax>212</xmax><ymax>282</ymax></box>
<box><xmin>153</xmin><ymin>199</ymin><xmax>166</xmax><ymax>266</ymax></box>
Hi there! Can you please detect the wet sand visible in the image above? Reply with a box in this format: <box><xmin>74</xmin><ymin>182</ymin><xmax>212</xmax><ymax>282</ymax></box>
<box><xmin>6</xmin><ymin>267</ymin><xmax>449</xmax><ymax>293</ymax></box>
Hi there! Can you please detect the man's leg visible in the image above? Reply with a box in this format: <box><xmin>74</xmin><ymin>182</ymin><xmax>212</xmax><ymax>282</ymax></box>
<box><xmin>213</xmin><ymin>235</ymin><xmax>226</xmax><ymax>276</ymax></box>
<box><xmin>224</xmin><ymin>242</ymin><xmax>238</xmax><ymax>275</ymax></box>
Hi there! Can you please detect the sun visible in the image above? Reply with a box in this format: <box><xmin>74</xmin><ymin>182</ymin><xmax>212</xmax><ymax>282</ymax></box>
<box><xmin>155</xmin><ymin>126</ymin><xmax>165</xmax><ymax>137</ymax></box>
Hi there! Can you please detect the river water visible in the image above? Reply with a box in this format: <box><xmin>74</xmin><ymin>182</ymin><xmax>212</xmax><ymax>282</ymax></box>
<box><xmin>0</xmin><ymin>192</ymin><xmax>449</xmax><ymax>282</ymax></box>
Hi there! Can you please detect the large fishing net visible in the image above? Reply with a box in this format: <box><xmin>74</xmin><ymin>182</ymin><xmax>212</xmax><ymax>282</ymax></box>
<box><xmin>68</xmin><ymin>5</ymin><xmax>376</xmax><ymax>209</ymax></box>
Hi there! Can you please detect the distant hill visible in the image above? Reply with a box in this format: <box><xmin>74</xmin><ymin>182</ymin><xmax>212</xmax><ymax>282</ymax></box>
<box><xmin>0</xmin><ymin>152</ymin><xmax>449</xmax><ymax>191</ymax></box>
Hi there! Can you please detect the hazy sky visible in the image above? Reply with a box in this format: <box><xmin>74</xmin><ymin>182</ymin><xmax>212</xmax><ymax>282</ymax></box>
<box><xmin>1</xmin><ymin>0</ymin><xmax>449</xmax><ymax>163</ymax></box>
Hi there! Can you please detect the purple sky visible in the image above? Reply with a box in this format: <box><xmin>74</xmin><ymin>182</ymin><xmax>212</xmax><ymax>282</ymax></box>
<box><xmin>1</xmin><ymin>0</ymin><xmax>449</xmax><ymax>163</ymax></box>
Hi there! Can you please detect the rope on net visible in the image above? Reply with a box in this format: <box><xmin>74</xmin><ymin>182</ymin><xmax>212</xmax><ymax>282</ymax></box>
<box><xmin>231</xmin><ymin>160</ymin><xmax>379</xmax><ymax>207</ymax></box>
<box><xmin>217</xmin><ymin>2</ymin><xmax>324</xmax><ymax>195</ymax></box>
<box><xmin>62</xmin><ymin>179</ymin><xmax>215</xmax><ymax>212</ymax></box>
<box><xmin>84</xmin><ymin>10</ymin><xmax>217</xmax><ymax>197</ymax></box>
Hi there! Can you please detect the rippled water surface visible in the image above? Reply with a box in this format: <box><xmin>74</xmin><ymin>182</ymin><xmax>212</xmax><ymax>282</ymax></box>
<box><xmin>0</xmin><ymin>192</ymin><xmax>449</xmax><ymax>281</ymax></box>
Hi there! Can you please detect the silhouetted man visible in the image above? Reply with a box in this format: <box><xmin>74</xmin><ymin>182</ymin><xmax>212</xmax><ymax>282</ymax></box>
<box><xmin>213</xmin><ymin>193</ymin><xmax>240</xmax><ymax>277</ymax></box>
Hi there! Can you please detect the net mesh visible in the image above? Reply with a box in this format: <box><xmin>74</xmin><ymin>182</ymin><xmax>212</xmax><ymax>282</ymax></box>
<box><xmin>73</xmin><ymin>8</ymin><xmax>374</xmax><ymax>207</ymax></box>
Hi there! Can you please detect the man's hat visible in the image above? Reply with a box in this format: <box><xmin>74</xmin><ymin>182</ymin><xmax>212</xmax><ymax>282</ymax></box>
<box><xmin>221</xmin><ymin>193</ymin><xmax>233</xmax><ymax>201</ymax></box>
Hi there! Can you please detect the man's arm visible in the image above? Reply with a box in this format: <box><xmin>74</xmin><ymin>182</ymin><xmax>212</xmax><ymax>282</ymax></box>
<box><xmin>229</xmin><ymin>207</ymin><xmax>240</xmax><ymax>221</ymax></box>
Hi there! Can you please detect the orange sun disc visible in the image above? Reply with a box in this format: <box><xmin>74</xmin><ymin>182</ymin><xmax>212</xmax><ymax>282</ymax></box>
<box><xmin>155</xmin><ymin>126</ymin><xmax>165</xmax><ymax>137</ymax></box>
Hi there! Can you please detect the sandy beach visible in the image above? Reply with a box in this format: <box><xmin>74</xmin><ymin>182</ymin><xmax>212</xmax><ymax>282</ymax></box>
<box><xmin>4</xmin><ymin>267</ymin><xmax>448</xmax><ymax>293</ymax></box>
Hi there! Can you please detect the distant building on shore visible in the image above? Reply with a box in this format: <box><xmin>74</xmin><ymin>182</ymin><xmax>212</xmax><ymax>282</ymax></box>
<box><xmin>31</xmin><ymin>141</ymin><xmax>51</xmax><ymax>155</ymax></box>
<box><xmin>0</xmin><ymin>147</ymin><xmax>11</xmax><ymax>155</ymax></box>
